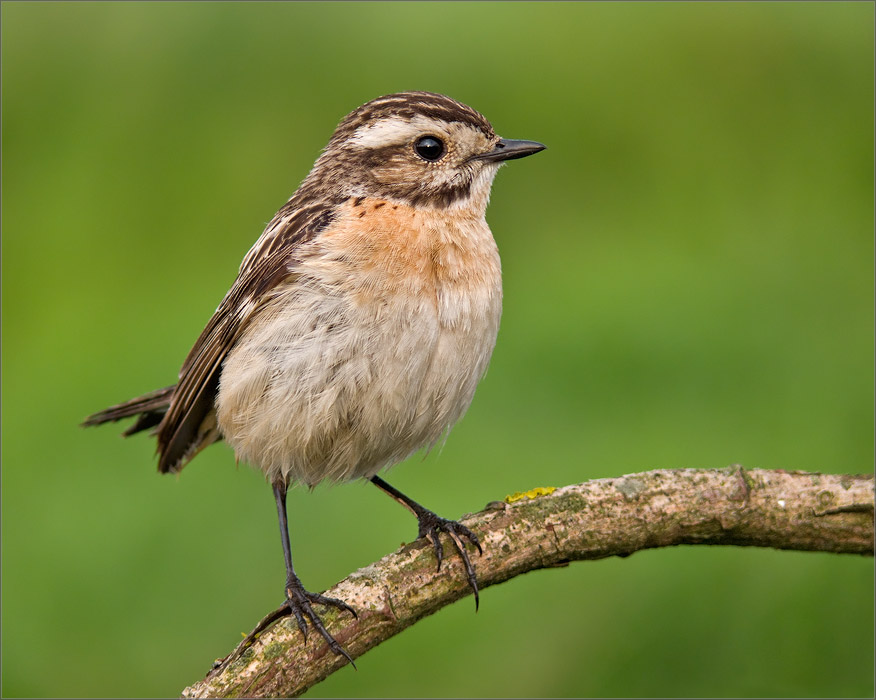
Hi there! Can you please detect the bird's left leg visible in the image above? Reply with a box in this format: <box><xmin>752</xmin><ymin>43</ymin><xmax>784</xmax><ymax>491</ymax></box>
<box><xmin>370</xmin><ymin>475</ymin><xmax>483</xmax><ymax>609</ymax></box>
<box><xmin>273</xmin><ymin>482</ymin><xmax>357</xmax><ymax>665</ymax></box>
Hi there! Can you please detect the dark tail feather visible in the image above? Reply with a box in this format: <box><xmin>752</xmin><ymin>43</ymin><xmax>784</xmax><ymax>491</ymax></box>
<box><xmin>82</xmin><ymin>385</ymin><xmax>176</xmax><ymax>436</ymax></box>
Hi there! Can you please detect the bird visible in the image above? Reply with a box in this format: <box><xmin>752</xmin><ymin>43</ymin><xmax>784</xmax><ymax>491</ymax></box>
<box><xmin>83</xmin><ymin>91</ymin><xmax>545</xmax><ymax>664</ymax></box>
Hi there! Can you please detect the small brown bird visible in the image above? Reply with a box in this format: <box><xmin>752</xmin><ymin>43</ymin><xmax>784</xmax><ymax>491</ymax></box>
<box><xmin>84</xmin><ymin>91</ymin><xmax>544</xmax><ymax>663</ymax></box>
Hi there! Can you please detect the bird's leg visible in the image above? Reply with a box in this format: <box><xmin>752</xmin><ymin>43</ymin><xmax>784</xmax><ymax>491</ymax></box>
<box><xmin>273</xmin><ymin>482</ymin><xmax>357</xmax><ymax>666</ymax></box>
<box><xmin>370</xmin><ymin>475</ymin><xmax>483</xmax><ymax>610</ymax></box>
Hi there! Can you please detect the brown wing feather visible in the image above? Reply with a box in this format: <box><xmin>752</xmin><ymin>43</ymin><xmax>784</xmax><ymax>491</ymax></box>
<box><xmin>155</xmin><ymin>199</ymin><xmax>342</xmax><ymax>474</ymax></box>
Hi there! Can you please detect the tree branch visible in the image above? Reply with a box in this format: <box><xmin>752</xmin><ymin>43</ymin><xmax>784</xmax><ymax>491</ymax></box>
<box><xmin>181</xmin><ymin>467</ymin><xmax>874</xmax><ymax>698</ymax></box>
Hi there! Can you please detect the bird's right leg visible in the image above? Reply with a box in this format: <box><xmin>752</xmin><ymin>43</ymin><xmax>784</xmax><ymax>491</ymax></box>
<box><xmin>272</xmin><ymin>481</ymin><xmax>357</xmax><ymax>665</ymax></box>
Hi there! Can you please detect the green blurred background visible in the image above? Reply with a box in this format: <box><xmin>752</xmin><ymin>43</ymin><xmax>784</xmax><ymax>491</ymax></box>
<box><xmin>2</xmin><ymin>1</ymin><xmax>873</xmax><ymax>697</ymax></box>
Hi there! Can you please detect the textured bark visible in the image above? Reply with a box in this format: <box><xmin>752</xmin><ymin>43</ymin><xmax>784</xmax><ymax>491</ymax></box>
<box><xmin>181</xmin><ymin>467</ymin><xmax>874</xmax><ymax>698</ymax></box>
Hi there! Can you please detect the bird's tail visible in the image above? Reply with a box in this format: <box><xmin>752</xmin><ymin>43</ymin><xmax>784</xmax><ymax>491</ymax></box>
<box><xmin>82</xmin><ymin>385</ymin><xmax>176</xmax><ymax>437</ymax></box>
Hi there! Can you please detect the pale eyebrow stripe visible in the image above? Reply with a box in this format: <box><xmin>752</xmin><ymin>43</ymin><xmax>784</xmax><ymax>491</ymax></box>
<box><xmin>347</xmin><ymin>115</ymin><xmax>441</xmax><ymax>149</ymax></box>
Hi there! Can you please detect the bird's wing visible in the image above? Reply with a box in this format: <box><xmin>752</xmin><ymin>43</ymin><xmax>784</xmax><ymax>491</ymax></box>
<box><xmin>155</xmin><ymin>199</ymin><xmax>340</xmax><ymax>474</ymax></box>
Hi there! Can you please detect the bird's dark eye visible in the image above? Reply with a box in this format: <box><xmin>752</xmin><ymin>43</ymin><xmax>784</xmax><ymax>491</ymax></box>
<box><xmin>414</xmin><ymin>136</ymin><xmax>445</xmax><ymax>161</ymax></box>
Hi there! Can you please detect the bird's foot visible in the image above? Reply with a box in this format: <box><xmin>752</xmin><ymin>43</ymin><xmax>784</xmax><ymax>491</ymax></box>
<box><xmin>211</xmin><ymin>586</ymin><xmax>357</xmax><ymax>675</ymax></box>
<box><xmin>416</xmin><ymin>509</ymin><xmax>483</xmax><ymax>609</ymax></box>
<box><xmin>283</xmin><ymin>578</ymin><xmax>358</xmax><ymax>666</ymax></box>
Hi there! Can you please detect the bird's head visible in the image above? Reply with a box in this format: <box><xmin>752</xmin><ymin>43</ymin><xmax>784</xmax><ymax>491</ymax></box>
<box><xmin>305</xmin><ymin>91</ymin><xmax>545</xmax><ymax>213</ymax></box>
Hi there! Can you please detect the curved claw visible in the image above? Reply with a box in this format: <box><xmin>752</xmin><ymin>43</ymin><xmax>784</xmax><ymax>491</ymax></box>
<box><xmin>298</xmin><ymin>589</ymin><xmax>358</xmax><ymax>620</ymax></box>
<box><xmin>284</xmin><ymin>583</ymin><xmax>358</xmax><ymax>667</ymax></box>
<box><xmin>424</xmin><ymin>529</ymin><xmax>445</xmax><ymax>571</ymax></box>
<box><xmin>286</xmin><ymin>596</ymin><xmax>310</xmax><ymax>641</ymax></box>
<box><xmin>417</xmin><ymin>512</ymin><xmax>483</xmax><ymax>610</ymax></box>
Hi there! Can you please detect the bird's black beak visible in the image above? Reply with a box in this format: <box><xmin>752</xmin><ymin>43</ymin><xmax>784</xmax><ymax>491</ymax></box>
<box><xmin>471</xmin><ymin>139</ymin><xmax>546</xmax><ymax>163</ymax></box>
